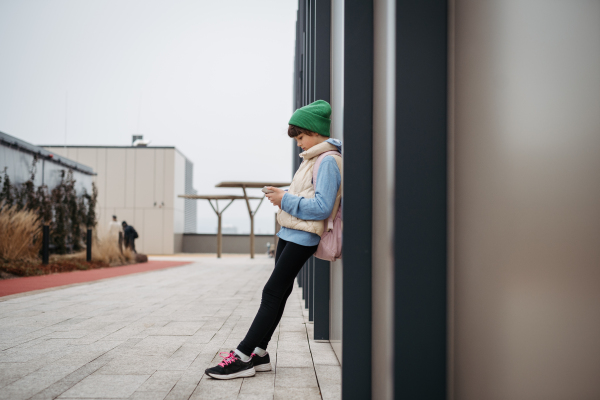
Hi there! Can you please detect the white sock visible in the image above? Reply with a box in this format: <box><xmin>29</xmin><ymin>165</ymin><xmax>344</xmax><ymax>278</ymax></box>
<box><xmin>253</xmin><ymin>347</ymin><xmax>267</xmax><ymax>357</ymax></box>
<box><xmin>234</xmin><ymin>349</ymin><xmax>251</xmax><ymax>362</ymax></box>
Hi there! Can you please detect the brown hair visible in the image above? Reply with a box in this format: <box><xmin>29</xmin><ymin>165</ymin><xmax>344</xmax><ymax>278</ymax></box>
<box><xmin>288</xmin><ymin>124</ymin><xmax>318</xmax><ymax>138</ymax></box>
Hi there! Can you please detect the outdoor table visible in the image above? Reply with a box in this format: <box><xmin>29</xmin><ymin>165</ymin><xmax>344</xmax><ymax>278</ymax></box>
<box><xmin>178</xmin><ymin>194</ymin><xmax>261</xmax><ymax>258</ymax></box>
<box><xmin>215</xmin><ymin>181</ymin><xmax>290</xmax><ymax>258</ymax></box>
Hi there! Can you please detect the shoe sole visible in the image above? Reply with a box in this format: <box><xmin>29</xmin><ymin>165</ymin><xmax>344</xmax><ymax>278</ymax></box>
<box><xmin>207</xmin><ymin>367</ymin><xmax>256</xmax><ymax>380</ymax></box>
<box><xmin>254</xmin><ymin>363</ymin><xmax>272</xmax><ymax>372</ymax></box>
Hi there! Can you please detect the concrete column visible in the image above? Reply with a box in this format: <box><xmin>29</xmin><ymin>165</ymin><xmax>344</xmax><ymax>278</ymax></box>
<box><xmin>372</xmin><ymin>0</ymin><xmax>396</xmax><ymax>398</ymax></box>
<box><xmin>450</xmin><ymin>1</ymin><xmax>600</xmax><ymax>399</ymax></box>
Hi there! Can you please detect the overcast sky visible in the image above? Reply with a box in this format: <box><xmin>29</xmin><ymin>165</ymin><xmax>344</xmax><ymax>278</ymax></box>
<box><xmin>0</xmin><ymin>0</ymin><xmax>297</xmax><ymax>234</ymax></box>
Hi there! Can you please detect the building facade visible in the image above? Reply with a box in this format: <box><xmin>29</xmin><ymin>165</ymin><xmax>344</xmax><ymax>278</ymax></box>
<box><xmin>0</xmin><ymin>131</ymin><xmax>94</xmax><ymax>195</ymax></box>
<box><xmin>43</xmin><ymin>145</ymin><xmax>197</xmax><ymax>255</ymax></box>
<box><xmin>293</xmin><ymin>1</ymin><xmax>600</xmax><ymax>399</ymax></box>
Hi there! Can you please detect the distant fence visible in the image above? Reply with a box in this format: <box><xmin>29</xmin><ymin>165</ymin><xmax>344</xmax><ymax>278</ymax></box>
<box><xmin>182</xmin><ymin>233</ymin><xmax>275</xmax><ymax>254</ymax></box>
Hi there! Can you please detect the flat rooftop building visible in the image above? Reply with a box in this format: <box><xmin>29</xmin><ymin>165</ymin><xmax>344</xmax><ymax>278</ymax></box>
<box><xmin>43</xmin><ymin>143</ymin><xmax>197</xmax><ymax>255</ymax></box>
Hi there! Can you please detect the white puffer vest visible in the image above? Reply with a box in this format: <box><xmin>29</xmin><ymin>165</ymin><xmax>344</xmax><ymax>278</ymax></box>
<box><xmin>277</xmin><ymin>141</ymin><xmax>343</xmax><ymax>236</ymax></box>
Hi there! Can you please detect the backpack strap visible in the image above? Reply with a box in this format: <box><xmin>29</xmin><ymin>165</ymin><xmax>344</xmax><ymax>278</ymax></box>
<box><xmin>312</xmin><ymin>151</ymin><xmax>341</xmax><ymax>188</ymax></box>
<box><xmin>312</xmin><ymin>150</ymin><xmax>342</xmax><ymax>231</ymax></box>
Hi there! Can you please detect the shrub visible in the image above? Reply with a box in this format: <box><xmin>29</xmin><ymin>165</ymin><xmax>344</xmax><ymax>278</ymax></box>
<box><xmin>0</xmin><ymin>202</ymin><xmax>42</xmax><ymax>261</ymax></box>
<box><xmin>56</xmin><ymin>233</ymin><xmax>136</xmax><ymax>266</ymax></box>
<box><xmin>0</xmin><ymin>157</ymin><xmax>99</xmax><ymax>260</ymax></box>
<box><xmin>0</xmin><ymin>168</ymin><xmax>15</xmax><ymax>205</ymax></box>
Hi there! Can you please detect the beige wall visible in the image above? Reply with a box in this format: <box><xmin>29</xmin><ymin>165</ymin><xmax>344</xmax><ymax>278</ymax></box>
<box><xmin>182</xmin><ymin>234</ymin><xmax>274</xmax><ymax>255</ymax></box>
<box><xmin>44</xmin><ymin>147</ymin><xmax>183</xmax><ymax>255</ymax></box>
<box><xmin>449</xmin><ymin>1</ymin><xmax>600</xmax><ymax>399</ymax></box>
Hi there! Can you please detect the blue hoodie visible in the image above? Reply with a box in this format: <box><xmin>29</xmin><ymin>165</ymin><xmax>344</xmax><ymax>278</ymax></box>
<box><xmin>277</xmin><ymin>138</ymin><xmax>342</xmax><ymax>247</ymax></box>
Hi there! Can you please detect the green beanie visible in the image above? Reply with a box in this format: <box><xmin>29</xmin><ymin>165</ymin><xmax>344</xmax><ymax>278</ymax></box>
<box><xmin>289</xmin><ymin>100</ymin><xmax>331</xmax><ymax>137</ymax></box>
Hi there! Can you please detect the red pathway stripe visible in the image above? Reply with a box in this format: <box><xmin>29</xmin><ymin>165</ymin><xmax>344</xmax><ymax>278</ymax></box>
<box><xmin>0</xmin><ymin>261</ymin><xmax>191</xmax><ymax>298</ymax></box>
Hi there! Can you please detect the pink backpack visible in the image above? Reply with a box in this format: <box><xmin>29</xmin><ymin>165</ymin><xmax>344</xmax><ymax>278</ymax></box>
<box><xmin>312</xmin><ymin>151</ymin><xmax>342</xmax><ymax>262</ymax></box>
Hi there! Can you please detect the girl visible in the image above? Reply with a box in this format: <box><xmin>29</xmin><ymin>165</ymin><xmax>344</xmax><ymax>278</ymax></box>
<box><xmin>205</xmin><ymin>100</ymin><xmax>342</xmax><ymax>380</ymax></box>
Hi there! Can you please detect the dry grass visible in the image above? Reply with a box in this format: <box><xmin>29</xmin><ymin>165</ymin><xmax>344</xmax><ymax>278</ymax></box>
<box><xmin>54</xmin><ymin>233</ymin><xmax>136</xmax><ymax>266</ymax></box>
<box><xmin>0</xmin><ymin>259</ymin><xmax>109</xmax><ymax>277</ymax></box>
<box><xmin>0</xmin><ymin>203</ymin><xmax>42</xmax><ymax>262</ymax></box>
<box><xmin>1</xmin><ymin>235</ymin><xmax>137</xmax><ymax>278</ymax></box>
<box><xmin>0</xmin><ymin>204</ymin><xmax>137</xmax><ymax>278</ymax></box>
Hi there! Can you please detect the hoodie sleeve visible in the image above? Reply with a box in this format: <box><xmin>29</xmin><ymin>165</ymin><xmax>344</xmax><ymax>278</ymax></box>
<box><xmin>281</xmin><ymin>156</ymin><xmax>341</xmax><ymax>221</ymax></box>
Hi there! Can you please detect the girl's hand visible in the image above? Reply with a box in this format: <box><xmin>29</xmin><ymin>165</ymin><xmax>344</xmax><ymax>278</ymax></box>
<box><xmin>265</xmin><ymin>187</ymin><xmax>285</xmax><ymax>208</ymax></box>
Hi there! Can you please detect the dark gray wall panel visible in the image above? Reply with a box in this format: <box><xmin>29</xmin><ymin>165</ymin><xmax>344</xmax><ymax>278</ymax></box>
<box><xmin>394</xmin><ymin>1</ymin><xmax>448</xmax><ymax>399</ymax></box>
<box><xmin>342</xmin><ymin>1</ymin><xmax>373</xmax><ymax>399</ymax></box>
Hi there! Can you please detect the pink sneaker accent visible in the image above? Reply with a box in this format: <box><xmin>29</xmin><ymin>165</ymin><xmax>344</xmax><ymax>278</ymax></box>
<box><xmin>218</xmin><ymin>351</ymin><xmax>237</xmax><ymax>367</ymax></box>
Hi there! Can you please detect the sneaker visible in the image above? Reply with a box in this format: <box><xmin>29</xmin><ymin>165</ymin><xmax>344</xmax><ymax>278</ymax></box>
<box><xmin>205</xmin><ymin>351</ymin><xmax>256</xmax><ymax>380</ymax></box>
<box><xmin>251</xmin><ymin>352</ymin><xmax>272</xmax><ymax>372</ymax></box>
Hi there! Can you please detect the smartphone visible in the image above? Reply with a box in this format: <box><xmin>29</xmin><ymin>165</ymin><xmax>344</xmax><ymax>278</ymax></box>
<box><xmin>262</xmin><ymin>186</ymin><xmax>275</xmax><ymax>194</ymax></box>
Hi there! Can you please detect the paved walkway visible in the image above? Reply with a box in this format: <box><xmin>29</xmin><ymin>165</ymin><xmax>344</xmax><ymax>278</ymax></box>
<box><xmin>0</xmin><ymin>256</ymin><xmax>341</xmax><ymax>400</ymax></box>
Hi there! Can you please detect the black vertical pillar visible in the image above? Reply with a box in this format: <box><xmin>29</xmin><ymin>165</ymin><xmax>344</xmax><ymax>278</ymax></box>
<box><xmin>394</xmin><ymin>1</ymin><xmax>448</xmax><ymax>399</ymax></box>
<box><xmin>304</xmin><ymin>261</ymin><xmax>309</xmax><ymax>307</ymax></box>
<box><xmin>313</xmin><ymin>257</ymin><xmax>330</xmax><ymax>340</ymax></box>
<box><xmin>342</xmin><ymin>1</ymin><xmax>374</xmax><ymax>399</ymax></box>
<box><xmin>42</xmin><ymin>225</ymin><xmax>49</xmax><ymax>265</ymax></box>
<box><xmin>293</xmin><ymin>0</ymin><xmax>305</xmax><ymax>171</ymax></box>
<box><xmin>311</xmin><ymin>0</ymin><xmax>332</xmax><ymax>339</ymax></box>
<box><xmin>308</xmin><ymin>257</ymin><xmax>314</xmax><ymax>322</ymax></box>
<box><xmin>315</xmin><ymin>0</ymin><xmax>331</xmax><ymax>103</ymax></box>
<box><xmin>293</xmin><ymin>0</ymin><xmax>333</xmax><ymax>327</ymax></box>
<box><xmin>86</xmin><ymin>229</ymin><xmax>92</xmax><ymax>262</ymax></box>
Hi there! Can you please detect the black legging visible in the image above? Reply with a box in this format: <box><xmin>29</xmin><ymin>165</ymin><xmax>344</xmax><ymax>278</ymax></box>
<box><xmin>237</xmin><ymin>238</ymin><xmax>318</xmax><ymax>356</ymax></box>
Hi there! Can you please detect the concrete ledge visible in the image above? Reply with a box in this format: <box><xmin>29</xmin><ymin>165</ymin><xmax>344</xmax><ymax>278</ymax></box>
<box><xmin>182</xmin><ymin>233</ymin><xmax>275</xmax><ymax>254</ymax></box>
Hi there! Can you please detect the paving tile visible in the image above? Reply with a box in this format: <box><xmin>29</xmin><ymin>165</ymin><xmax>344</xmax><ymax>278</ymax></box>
<box><xmin>68</xmin><ymin>330</ymin><xmax>114</xmax><ymax>344</ymax></box>
<box><xmin>277</xmin><ymin>318</ymin><xmax>306</xmax><ymax>332</ymax></box>
<box><xmin>239</xmin><ymin>373</ymin><xmax>275</xmax><ymax>394</ymax></box>
<box><xmin>309</xmin><ymin>343</ymin><xmax>340</xmax><ymax>366</ymax></box>
<box><xmin>275</xmin><ymin>341</ymin><xmax>310</xmax><ymax>352</ymax></box>
<box><xmin>146</xmin><ymin>321</ymin><xmax>205</xmax><ymax>336</ymax></box>
<box><xmin>188</xmin><ymin>350</ymin><xmax>221</xmax><ymax>372</ymax></box>
<box><xmin>273</xmin><ymin>387</ymin><xmax>321</xmax><ymax>400</ymax></box>
<box><xmin>53</xmin><ymin>340</ymin><xmax>125</xmax><ymax>366</ymax></box>
<box><xmin>102</xmin><ymin>324</ymin><xmax>153</xmax><ymax>341</ymax></box>
<box><xmin>320</xmin><ymin>383</ymin><xmax>341</xmax><ymax>400</ymax></box>
<box><xmin>129</xmin><ymin>336</ymin><xmax>187</xmax><ymax>357</ymax></box>
<box><xmin>42</xmin><ymin>330</ymin><xmax>91</xmax><ymax>339</ymax></box>
<box><xmin>28</xmin><ymin>357</ymin><xmax>112</xmax><ymax>400</ymax></box>
<box><xmin>314</xmin><ymin>364</ymin><xmax>341</xmax><ymax>385</ymax></box>
<box><xmin>0</xmin><ymin>364</ymin><xmax>82</xmax><ymax>400</ymax></box>
<box><xmin>59</xmin><ymin>374</ymin><xmax>150</xmax><ymax>398</ymax></box>
<box><xmin>136</xmin><ymin>370</ymin><xmax>183</xmax><ymax>392</ymax></box>
<box><xmin>277</xmin><ymin>331</ymin><xmax>307</xmax><ymax>342</ymax></box>
<box><xmin>95</xmin><ymin>355</ymin><xmax>168</xmax><ymax>375</ymax></box>
<box><xmin>274</xmin><ymin>367</ymin><xmax>318</xmax><ymax>388</ymax></box>
<box><xmin>0</xmin><ymin>339</ymin><xmax>72</xmax><ymax>363</ymax></box>
<box><xmin>188</xmin><ymin>330</ymin><xmax>216</xmax><ymax>344</ymax></box>
<box><xmin>275</xmin><ymin>351</ymin><xmax>314</xmax><ymax>368</ymax></box>
<box><xmin>163</xmin><ymin>380</ymin><xmax>199</xmax><ymax>400</ymax></box>
<box><xmin>158</xmin><ymin>343</ymin><xmax>205</xmax><ymax>371</ymax></box>
<box><xmin>190</xmin><ymin>376</ymin><xmax>242</xmax><ymax>399</ymax></box>
<box><xmin>129</xmin><ymin>391</ymin><xmax>170</xmax><ymax>400</ymax></box>
<box><xmin>0</xmin><ymin>361</ymin><xmax>48</xmax><ymax>389</ymax></box>
<box><xmin>222</xmin><ymin>338</ymin><xmax>243</xmax><ymax>348</ymax></box>
<box><xmin>237</xmin><ymin>393</ymin><xmax>275</xmax><ymax>400</ymax></box>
